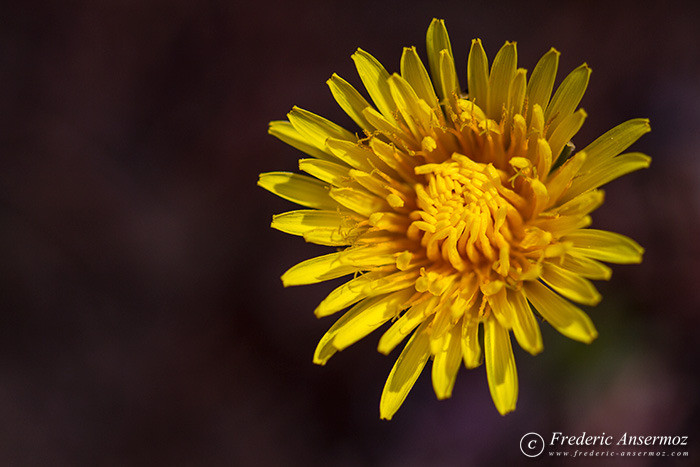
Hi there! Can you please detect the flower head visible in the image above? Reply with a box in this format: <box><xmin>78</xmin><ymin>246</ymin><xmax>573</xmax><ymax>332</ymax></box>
<box><xmin>259</xmin><ymin>19</ymin><xmax>650</xmax><ymax>418</ymax></box>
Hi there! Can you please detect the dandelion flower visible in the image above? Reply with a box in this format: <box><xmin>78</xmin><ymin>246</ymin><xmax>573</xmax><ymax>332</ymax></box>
<box><xmin>259</xmin><ymin>19</ymin><xmax>650</xmax><ymax>419</ymax></box>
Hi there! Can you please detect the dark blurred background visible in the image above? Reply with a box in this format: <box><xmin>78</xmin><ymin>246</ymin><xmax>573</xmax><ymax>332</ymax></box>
<box><xmin>1</xmin><ymin>0</ymin><xmax>699</xmax><ymax>465</ymax></box>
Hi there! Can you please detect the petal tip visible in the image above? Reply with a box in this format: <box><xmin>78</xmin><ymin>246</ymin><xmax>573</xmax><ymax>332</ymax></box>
<box><xmin>325</xmin><ymin>73</ymin><xmax>338</xmax><ymax>85</ymax></box>
<box><xmin>280</xmin><ymin>274</ymin><xmax>293</xmax><ymax>288</ymax></box>
<box><xmin>379</xmin><ymin>398</ymin><xmax>398</xmax><ymax>420</ymax></box>
<box><xmin>312</xmin><ymin>356</ymin><xmax>328</xmax><ymax>366</ymax></box>
<box><xmin>582</xmin><ymin>330</ymin><xmax>599</xmax><ymax>344</ymax></box>
<box><xmin>313</xmin><ymin>305</ymin><xmax>326</xmax><ymax>319</ymax></box>
<box><xmin>496</xmin><ymin>404</ymin><xmax>516</xmax><ymax>416</ymax></box>
<box><xmin>352</xmin><ymin>47</ymin><xmax>368</xmax><ymax>58</ymax></box>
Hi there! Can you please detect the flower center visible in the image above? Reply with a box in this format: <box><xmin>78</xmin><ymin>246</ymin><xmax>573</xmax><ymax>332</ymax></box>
<box><xmin>408</xmin><ymin>153</ymin><xmax>528</xmax><ymax>278</ymax></box>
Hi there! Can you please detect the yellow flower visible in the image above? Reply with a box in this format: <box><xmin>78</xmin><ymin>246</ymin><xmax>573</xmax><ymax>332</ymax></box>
<box><xmin>259</xmin><ymin>18</ymin><xmax>650</xmax><ymax>419</ymax></box>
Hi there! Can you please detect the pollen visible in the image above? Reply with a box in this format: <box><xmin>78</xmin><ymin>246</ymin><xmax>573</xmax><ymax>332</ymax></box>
<box><xmin>424</xmin><ymin>160</ymin><xmax>514</xmax><ymax>260</ymax></box>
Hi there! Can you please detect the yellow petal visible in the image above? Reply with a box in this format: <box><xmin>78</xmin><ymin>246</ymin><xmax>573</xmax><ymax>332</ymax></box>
<box><xmin>387</xmin><ymin>74</ymin><xmax>426</xmax><ymax>138</ymax></box>
<box><xmin>523</xmin><ymin>280</ymin><xmax>598</xmax><ymax>343</ymax></box>
<box><xmin>544</xmin><ymin>64</ymin><xmax>591</xmax><ymax>136</ymax></box>
<box><xmin>281</xmin><ymin>252</ymin><xmax>358</xmax><ymax>287</ymax></box>
<box><xmin>271</xmin><ymin>209</ymin><xmax>347</xmax><ymax>234</ymax></box>
<box><xmin>487</xmin><ymin>41</ymin><xmax>517</xmax><ymax>120</ymax></box>
<box><xmin>432</xmin><ymin>324</ymin><xmax>462</xmax><ymax>399</ymax></box>
<box><xmin>400</xmin><ymin>46</ymin><xmax>439</xmax><ymax>108</ymax></box>
<box><xmin>545</xmin><ymin>151</ymin><xmax>587</xmax><ymax>205</ymax></box>
<box><xmin>349</xmin><ymin>170</ymin><xmax>391</xmax><ymax>198</ymax></box>
<box><xmin>526</xmin><ymin>48</ymin><xmax>560</xmax><ymax>114</ymax></box>
<box><xmin>380</xmin><ymin>322</ymin><xmax>431</xmax><ymax>420</ymax></box>
<box><xmin>316</xmin><ymin>269</ymin><xmax>421</xmax><ymax>318</ymax></box>
<box><xmin>368</xmin><ymin>138</ymin><xmax>417</xmax><ymax>183</ymax></box>
<box><xmin>362</xmin><ymin>106</ymin><xmax>407</xmax><ymax>142</ymax></box>
<box><xmin>327</xmin><ymin>73</ymin><xmax>373</xmax><ymax>131</ymax></box>
<box><xmin>301</xmin><ymin>229</ymin><xmax>354</xmax><ymax>247</ymax></box>
<box><xmin>487</xmin><ymin>286</ymin><xmax>514</xmax><ymax>329</ymax></box>
<box><xmin>258</xmin><ymin>172</ymin><xmax>337</xmax><ymax>210</ymax></box>
<box><xmin>557</xmin><ymin>254</ymin><xmax>612</xmax><ymax>280</ymax></box>
<box><xmin>315</xmin><ymin>272</ymin><xmax>381</xmax><ymax>318</ymax></box>
<box><xmin>369</xmin><ymin>211</ymin><xmax>411</xmax><ymax>233</ymax></box>
<box><xmin>530</xmin><ymin>103</ymin><xmax>545</xmax><ymax>136</ymax></box>
<box><xmin>530</xmin><ymin>134</ymin><xmax>551</xmax><ymax>180</ymax></box>
<box><xmin>288</xmin><ymin>106</ymin><xmax>357</xmax><ymax>153</ymax></box>
<box><xmin>298</xmin><ymin>158</ymin><xmax>351</xmax><ymax>186</ymax></box>
<box><xmin>525</xmin><ymin>179</ymin><xmax>550</xmax><ymax>219</ymax></box>
<box><xmin>578</xmin><ymin>118</ymin><xmax>651</xmax><ymax>173</ymax></box>
<box><xmin>333</xmin><ymin>289</ymin><xmax>414</xmax><ymax>351</ymax></box>
<box><xmin>388</xmin><ymin>73</ymin><xmax>433</xmax><ymax>127</ymax></box>
<box><xmin>426</xmin><ymin>18</ymin><xmax>459</xmax><ymax>101</ymax></box>
<box><xmin>339</xmin><ymin>241</ymin><xmax>413</xmax><ymax>269</ymax></box>
<box><xmin>547</xmin><ymin>109</ymin><xmax>587</xmax><ymax>169</ymax></box>
<box><xmin>378</xmin><ymin>296</ymin><xmax>436</xmax><ymax>354</ymax></box>
<box><xmin>564</xmin><ymin>152</ymin><xmax>651</xmax><ymax>202</ymax></box>
<box><xmin>438</xmin><ymin>49</ymin><xmax>460</xmax><ymax>105</ymax></box>
<box><xmin>484</xmin><ymin>317</ymin><xmax>518</xmax><ymax>415</ymax></box>
<box><xmin>271</xmin><ymin>209</ymin><xmax>356</xmax><ymax>239</ymax></box>
<box><xmin>314</xmin><ymin>289</ymin><xmax>413</xmax><ymax>363</ymax></box>
<box><xmin>461</xmin><ymin>314</ymin><xmax>482</xmax><ymax>368</ymax></box>
<box><xmin>314</xmin><ymin>297</ymin><xmax>373</xmax><ymax>365</ymax></box>
<box><xmin>563</xmin><ymin>229</ymin><xmax>644</xmax><ymax>264</ymax></box>
<box><xmin>541</xmin><ymin>262</ymin><xmax>602</xmax><ymax>305</ymax></box>
<box><xmin>428</xmin><ymin>306</ymin><xmax>454</xmax><ymax>354</ymax></box>
<box><xmin>352</xmin><ymin>48</ymin><xmax>397</xmax><ymax>124</ymax></box>
<box><xmin>467</xmin><ymin>38</ymin><xmax>489</xmax><ymax>108</ymax></box>
<box><xmin>508</xmin><ymin>68</ymin><xmax>527</xmax><ymax>116</ymax></box>
<box><xmin>550</xmin><ymin>189</ymin><xmax>604</xmax><ymax>216</ymax></box>
<box><xmin>329</xmin><ymin>186</ymin><xmax>390</xmax><ymax>217</ymax></box>
<box><xmin>531</xmin><ymin>213</ymin><xmax>591</xmax><ymax>237</ymax></box>
<box><xmin>508</xmin><ymin>289</ymin><xmax>543</xmax><ymax>355</ymax></box>
<box><xmin>268</xmin><ymin>120</ymin><xmax>333</xmax><ymax>161</ymax></box>
<box><xmin>325</xmin><ymin>138</ymin><xmax>375</xmax><ymax>172</ymax></box>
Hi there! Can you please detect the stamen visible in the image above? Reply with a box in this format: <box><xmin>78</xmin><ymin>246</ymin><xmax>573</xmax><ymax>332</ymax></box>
<box><xmin>408</xmin><ymin>150</ymin><xmax>539</xmax><ymax>279</ymax></box>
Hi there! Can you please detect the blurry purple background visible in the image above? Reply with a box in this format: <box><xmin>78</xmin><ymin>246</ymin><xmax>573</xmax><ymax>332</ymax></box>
<box><xmin>1</xmin><ymin>0</ymin><xmax>699</xmax><ymax>465</ymax></box>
